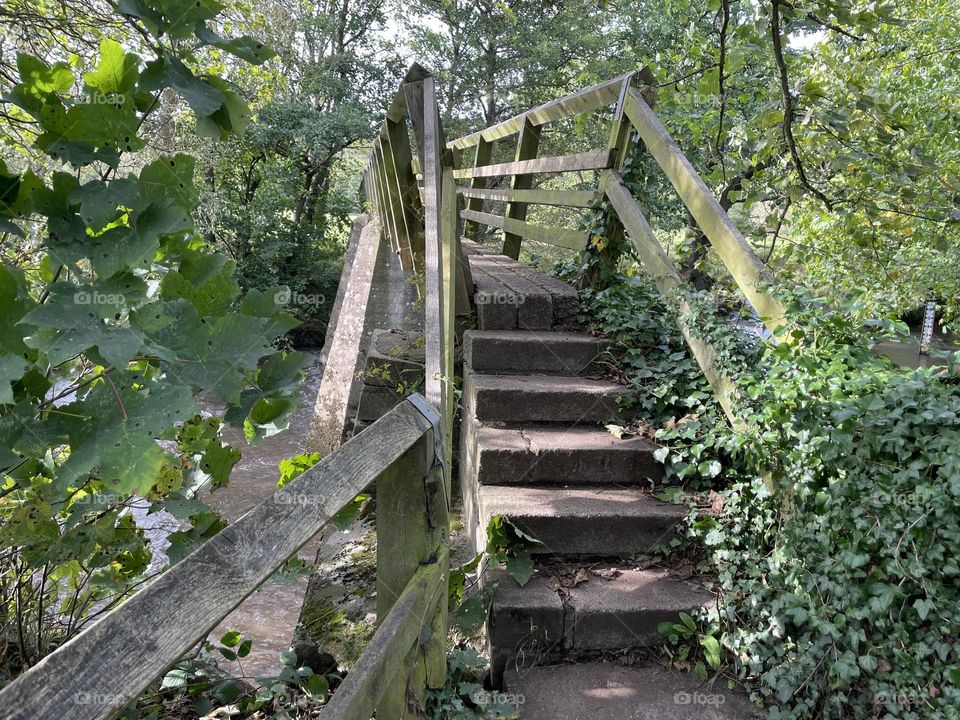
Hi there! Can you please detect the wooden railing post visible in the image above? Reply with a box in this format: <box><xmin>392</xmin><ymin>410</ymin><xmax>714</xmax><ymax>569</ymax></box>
<box><xmin>465</xmin><ymin>137</ymin><xmax>493</xmax><ymax>240</ymax></box>
<box><xmin>379</xmin><ymin>125</ymin><xmax>415</xmax><ymax>270</ymax></box>
<box><xmin>376</xmin><ymin>427</ymin><xmax>446</xmax><ymax>717</ymax></box>
<box><xmin>501</xmin><ymin>117</ymin><xmax>540</xmax><ymax>259</ymax></box>
<box><xmin>386</xmin><ymin>118</ymin><xmax>425</xmax><ymax>262</ymax></box>
<box><xmin>622</xmin><ymin>87</ymin><xmax>788</xmax><ymax>335</ymax></box>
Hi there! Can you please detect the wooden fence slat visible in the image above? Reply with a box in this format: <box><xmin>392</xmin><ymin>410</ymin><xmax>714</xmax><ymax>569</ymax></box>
<box><xmin>308</xmin><ymin>216</ymin><xmax>381</xmax><ymax>452</ymax></box>
<box><xmin>321</xmin><ymin>550</ymin><xmax>446</xmax><ymax>720</ymax></box>
<box><xmin>387</xmin><ymin>117</ymin><xmax>425</xmax><ymax>261</ymax></box>
<box><xmin>406</xmin><ymin>77</ymin><xmax>444</xmax><ymax>410</ymax></box>
<box><xmin>461</xmin><ymin>209</ymin><xmax>588</xmax><ymax>251</ymax></box>
<box><xmin>457</xmin><ymin>187</ymin><xmax>599</xmax><ymax>208</ymax></box>
<box><xmin>371</xmin><ymin>149</ymin><xmax>399</xmax><ymax>255</ymax></box>
<box><xmin>501</xmin><ymin>117</ymin><xmax>541</xmax><ymax>259</ymax></box>
<box><xmin>465</xmin><ymin>137</ymin><xmax>493</xmax><ymax>240</ymax></box>
<box><xmin>622</xmin><ymin>88</ymin><xmax>787</xmax><ymax>335</ymax></box>
<box><xmin>0</xmin><ymin>401</ymin><xmax>434</xmax><ymax>720</ymax></box>
<box><xmin>380</xmin><ymin>124</ymin><xmax>415</xmax><ymax>270</ymax></box>
<box><xmin>602</xmin><ymin>170</ymin><xmax>738</xmax><ymax>422</ymax></box>
<box><xmin>448</xmin><ymin>72</ymin><xmax>635</xmax><ymax>150</ymax></box>
<box><xmin>453</xmin><ymin>148</ymin><xmax>612</xmax><ymax>180</ymax></box>
<box><xmin>375</xmin><ymin>137</ymin><xmax>406</xmax><ymax>262</ymax></box>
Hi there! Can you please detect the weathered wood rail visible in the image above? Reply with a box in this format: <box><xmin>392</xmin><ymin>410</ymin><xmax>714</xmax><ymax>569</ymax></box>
<box><xmin>0</xmin><ymin>399</ymin><xmax>444</xmax><ymax>720</ymax></box>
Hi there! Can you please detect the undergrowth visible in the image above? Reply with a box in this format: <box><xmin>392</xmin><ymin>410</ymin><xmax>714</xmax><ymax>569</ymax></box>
<box><xmin>563</xmin><ymin>253</ymin><xmax>960</xmax><ymax>719</ymax></box>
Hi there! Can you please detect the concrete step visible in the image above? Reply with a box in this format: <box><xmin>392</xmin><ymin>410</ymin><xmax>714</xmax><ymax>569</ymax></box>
<box><xmin>464</xmin><ymin>330</ymin><xmax>608</xmax><ymax>375</ymax></box>
<box><xmin>463</xmin><ymin>239</ymin><xmax>580</xmax><ymax>330</ymax></box>
<box><xmin>488</xmin><ymin>564</ymin><xmax>712</xmax><ymax>684</ymax></box>
<box><xmin>473</xmin><ymin>425</ymin><xmax>663</xmax><ymax>486</ymax></box>
<box><xmin>467</xmin><ymin>374</ymin><xmax>630</xmax><ymax>424</ymax></box>
<box><xmin>477</xmin><ymin>485</ymin><xmax>685</xmax><ymax>556</ymax></box>
<box><xmin>504</xmin><ymin>663</ymin><xmax>762</xmax><ymax>719</ymax></box>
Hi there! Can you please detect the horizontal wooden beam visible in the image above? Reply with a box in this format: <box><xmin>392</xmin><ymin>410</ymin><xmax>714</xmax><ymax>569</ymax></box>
<box><xmin>460</xmin><ymin>209</ymin><xmax>587</xmax><ymax>251</ymax></box>
<box><xmin>457</xmin><ymin>187</ymin><xmax>599</xmax><ymax>208</ymax></box>
<box><xmin>622</xmin><ymin>88</ymin><xmax>787</xmax><ymax>335</ymax></box>
<box><xmin>0</xmin><ymin>401</ymin><xmax>434</xmax><ymax>720</ymax></box>
<box><xmin>323</xmin><ymin>548</ymin><xmax>446</xmax><ymax>720</ymax></box>
<box><xmin>602</xmin><ymin>170</ymin><xmax>738</xmax><ymax>423</ymax></box>
<box><xmin>453</xmin><ymin>149</ymin><xmax>612</xmax><ymax>179</ymax></box>
<box><xmin>449</xmin><ymin>72</ymin><xmax>639</xmax><ymax>150</ymax></box>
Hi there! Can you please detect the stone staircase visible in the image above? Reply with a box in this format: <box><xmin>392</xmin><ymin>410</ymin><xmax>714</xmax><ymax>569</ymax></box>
<box><xmin>458</xmin><ymin>241</ymin><xmax>759</xmax><ymax>719</ymax></box>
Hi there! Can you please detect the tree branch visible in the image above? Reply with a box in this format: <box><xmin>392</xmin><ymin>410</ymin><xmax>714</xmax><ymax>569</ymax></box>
<box><xmin>770</xmin><ymin>0</ymin><xmax>834</xmax><ymax>210</ymax></box>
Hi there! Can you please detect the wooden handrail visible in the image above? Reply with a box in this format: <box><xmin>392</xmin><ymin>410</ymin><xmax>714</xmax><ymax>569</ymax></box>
<box><xmin>0</xmin><ymin>399</ymin><xmax>435</xmax><ymax>720</ymax></box>
<box><xmin>622</xmin><ymin>87</ymin><xmax>787</xmax><ymax>336</ymax></box>
<box><xmin>460</xmin><ymin>210</ymin><xmax>587</xmax><ymax>251</ymax></box>
<box><xmin>457</xmin><ymin>187</ymin><xmax>599</xmax><ymax>208</ymax></box>
<box><xmin>447</xmin><ymin>72</ymin><xmax>637</xmax><ymax>150</ymax></box>
<box><xmin>452</xmin><ymin>148</ymin><xmax>613</xmax><ymax>180</ymax></box>
<box><xmin>602</xmin><ymin>171</ymin><xmax>739</xmax><ymax>422</ymax></box>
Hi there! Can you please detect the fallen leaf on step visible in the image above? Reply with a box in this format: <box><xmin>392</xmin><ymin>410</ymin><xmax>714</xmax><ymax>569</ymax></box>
<box><xmin>591</xmin><ymin>567</ymin><xmax>623</xmax><ymax>581</ymax></box>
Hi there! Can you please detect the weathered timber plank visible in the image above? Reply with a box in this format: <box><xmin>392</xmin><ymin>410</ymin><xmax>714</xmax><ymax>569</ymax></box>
<box><xmin>501</xmin><ymin>117</ymin><xmax>541</xmax><ymax>259</ymax></box>
<box><xmin>323</xmin><ymin>550</ymin><xmax>446</xmax><ymax>720</ymax></box>
<box><xmin>602</xmin><ymin>171</ymin><xmax>738</xmax><ymax>422</ymax></box>
<box><xmin>375</xmin><ymin>137</ymin><xmax>405</xmax><ymax>262</ymax></box>
<box><xmin>457</xmin><ymin>187</ymin><xmax>599</xmax><ymax>208</ymax></box>
<box><xmin>0</xmin><ymin>401</ymin><xmax>434</xmax><ymax>720</ymax></box>
<box><xmin>623</xmin><ymin>88</ymin><xmax>787</xmax><ymax>335</ymax></box>
<box><xmin>461</xmin><ymin>210</ymin><xmax>587</xmax><ymax>251</ymax></box>
<box><xmin>380</xmin><ymin>124</ymin><xmax>415</xmax><ymax>269</ymax></box>
<box><xmin>386</xmin><ymin>117</ymin><xmax>425</xmax><ymax>264</ymax></box>
<box><xmin>448</xmin><ymin>73</ymin><xmax>634</xmax><ymax>150</ymax></box>
<box><xmin>308</xmin><ymin>219</ymin><xmax>384</xmax><ymax>453</ymax></box>
<box><xmin>406</xmin><ymin>77</ymin><xmax>444</xmax><ymax>410</ymax></box>
<box><xmin>465</xmin><ymin>138</ymin><xmax>493</xmax><ymax>240</ymax></box>
<box><xmin>452</xmin><ymin>148</ymin><xmax>613</xmax><ymax>180</ymax></box>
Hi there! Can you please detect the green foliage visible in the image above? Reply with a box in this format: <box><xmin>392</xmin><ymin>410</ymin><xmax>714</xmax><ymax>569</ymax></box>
<box><xmin>571</xmin><ymin>270</ymin><xmax>754</xmax><ymax>487</ymax></box>
<box><xmin>696</xmin><ymin>298</ymin><xmax>960</xmax><ymax>718</ymax></box>
<box><xmin>138</xmin><ymin>631</ymin><xmax>340</xmax><ymax>718</ymax></box>
<box><xmin>0</xmin><ymin>1</ymin><xmax>301</xmax><ymax>675</ymax></box>
<box><xmin>657</xmin><ymin>611</ymin><xmax>725</xmax><ymax>682</ymax></box>
<box><xmin>578</xmin><ymin>270</ymin><xmax>960</xmax><ymax>717</ymax></box>
<box><xmin>425</xmin><ymin>647</ymin><xmax>520</xmax><ymax>720</ymax></box>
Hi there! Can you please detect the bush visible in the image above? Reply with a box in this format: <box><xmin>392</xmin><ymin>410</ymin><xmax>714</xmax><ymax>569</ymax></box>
<box><xmin>576</xmin><ymin>274</ymin><xmax>960</xmax><ymax>718</ymax></box>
